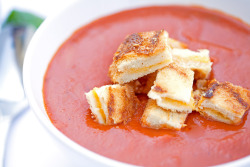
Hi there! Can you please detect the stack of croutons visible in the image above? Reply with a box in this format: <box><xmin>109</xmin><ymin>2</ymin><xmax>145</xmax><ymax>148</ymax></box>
<box><xmin>86</xmin><ymin>30</ymin><xmax>250</xmax><ymax>130</ymax></box>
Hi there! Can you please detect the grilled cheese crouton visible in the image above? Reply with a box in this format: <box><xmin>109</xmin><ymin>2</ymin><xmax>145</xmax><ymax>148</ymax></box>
<box><xmin>85</xmin><ymin>84</ymin><xmax>138</xmax><ymax>125</ymax></box>
<box><xmin>197</xmin><ymin>79</ymin><xmax>250</xmax><ymax>125</ymax></box>
<box><xmin>167</xmin><ymin>38</ymin><xmax>187</xmax><ymax>49</ymax></box>
<box><xmin>141</xmin><ymin>99</ymin><xmax>188</xmax><ymax>130</ymax></box>
<box><xmin>148</xmin><ymin>63</ymin><xmax>195</xmax><ymax>113</ymax></box>
<box><xmin>127</xmin><ymin>72</ymin><xmax>157</xmax><ymax>94</ymax></box>
<box><xmin>156</xmin><ymin>94</ymin><xmax>195</xmax><ymax>113</ymax></box>
<box><xmin>193</xmin><ymin>80</ymin><xmax>209</xmax><ymax>110</ymax></box>
<box><xmin>196</xmin><ymin>79</ymin><xmax>209</xmax><ymax>90</ymax></box>
<box><xmin>109</xmin><ymin>30</ymin><xmax>172</xmax><ymax>84</ymax></box>
<box><xmin>172</xmin><ymin>49</ymin><xmax>212</xmax><ymax>79</ymax></box>
<box><xmin>194</xmin><ymin>90</ymin><xmax>202</xmax><ymax>110</ymax></box>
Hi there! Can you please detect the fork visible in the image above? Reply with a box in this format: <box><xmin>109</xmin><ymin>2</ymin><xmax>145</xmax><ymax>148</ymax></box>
<box><xmin>0</xmin><ymin>26</ymin><xmax>35</xmax><ymax>167</ymax></box>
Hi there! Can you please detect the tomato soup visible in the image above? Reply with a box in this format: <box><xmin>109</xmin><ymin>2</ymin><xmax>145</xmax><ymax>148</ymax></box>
<box><xmin>43</xmin><ymin>6</ymin><xmax>250</xmax><ymax>167</ymax></box>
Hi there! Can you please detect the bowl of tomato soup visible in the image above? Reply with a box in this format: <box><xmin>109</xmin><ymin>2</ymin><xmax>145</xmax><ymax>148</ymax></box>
<box><xmin>23</xmin><ymin>0</ymin><xmax>250</xmax><ymax>166</ymax></box>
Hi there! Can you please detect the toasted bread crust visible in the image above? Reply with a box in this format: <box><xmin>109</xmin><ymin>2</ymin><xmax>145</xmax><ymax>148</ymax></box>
<box><xmin>172</xmin><ymin>49</ymin><xmax>212</xmax><ymax>80</ymax></box>
<box><xmin>86</xmin><ymin>84</ymin><xmax>138</xmax><ymax>125</ymax></box>
<box><xmin>109</xmin><ymin>63</ymin><xmax>119</xmax><ymax>83</ymax></box>
<box><xmin>152</xmin><ymin>63</ymin><xmax>190</xmax><ymax>93</ymax></box>
<box><xmin>193</xmin><ymin>80</ymin><xmax>209</xmax><ymax>110</ymax></box>
<box><xmin>127</xmin><ymin>71</ymin><xmax>157</xmax><ymax>94</ymax></box>
<box><xmin>141</xmin><ymin>99</ymin><xmax>188</xmax><ymax>130</ymax></box>
<box><xmin>196</xmin><ymin>79</ymin><xmax>209</xmax><ymax>91</ymax></box>
<box><xmin>167</xmin><ymin>63</ymin><xmax>189</xmax><ymax>77</ymax></box>
<box><xmin>197</xmin><ymin>79</ymin><xmax>250</xmax><ymax>124</ymax></box>
<box><xmin>203</xmin><ymin>80</ymin><xmax>250</xmax><ymax>111</ymax></box>
<box><xmin>109</xmin><ymin>30</ymin><xmax>172</xmax><ymax>84</ymax></box>
<box><xmin>150</xmin><ymin>63</ymin><xmax>194</xmax><ymax>102</ymax></box>
<box><xmin>203</xmin><ymin>80</ymin><xmax>219</xmax><ymax>98</ymax></box>
<box><xmin>152</xmin><ymin>85</ymin><xmax>165</xmax><ymax>93</ymax></box>
<box><xmin>114</xmin><ymin>30</ymin><xmax>166</xmax><ymax>61</ymax></box>
<box><xmin>107</xmin><ymin>84</ymin><xmax>138</xmax><ymax>124</ymax></box>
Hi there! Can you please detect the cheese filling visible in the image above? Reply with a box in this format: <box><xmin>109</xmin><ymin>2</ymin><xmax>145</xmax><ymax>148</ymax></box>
<box><xmin>201</xmin><ymin>108</ymin><xmax>233</xmax><ymax>123</ymax></box>
<box><xmin>161</xmin><ymin>96</ymin><xmax>194</xmax><ymax>108</ymax></box>
<box><xmin>125</xmin><ymin>60</ymin><xmax>171</xmax><ymax>74</ymax></box>
<box><xmin>92</xmin><ymin>89</ymin><xmax>106</xmax><ymax>124</ymax></box>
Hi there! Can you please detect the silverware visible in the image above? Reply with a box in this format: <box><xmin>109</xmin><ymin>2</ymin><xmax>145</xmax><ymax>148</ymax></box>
<box><xmin>0</xmin><ymin>26</ymin><xmax>35</xmax><ymax>167</ymax></box>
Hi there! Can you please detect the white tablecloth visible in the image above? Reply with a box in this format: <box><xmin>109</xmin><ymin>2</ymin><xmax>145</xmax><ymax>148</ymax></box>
<box><xmin>6</xmin><ymin>110</ymin><xmax>97</xmax><ymax>167</ymax></box>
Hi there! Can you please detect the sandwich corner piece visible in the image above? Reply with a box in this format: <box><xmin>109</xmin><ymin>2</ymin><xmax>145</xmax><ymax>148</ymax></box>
<box><xmin>197</xmin><ymin>79</ymin><xmax>250</xmax><ymax>125</ymax></box>
<box><xmin>148</xmin><ymin>63</ymin><xmax>195</xmax><ymax>113</ymax></box>
<box><xmin>141</xmin><ymin>99</ymin><xmax>188</xmax><ymax>130</ymax></box>
<box><xmin>172</xmin><ymin>48</ymin><xmax>212</xmax><ymax>80</ymax></box>
<box><xmin>109</xmin><ymin>30</ymin><xmax>172</xmax><ymax>84</ymax></box>
<box><xmin>85</xmin><ymin>84</ymin><xmax>138</xmax><ymax>125</ymax></box>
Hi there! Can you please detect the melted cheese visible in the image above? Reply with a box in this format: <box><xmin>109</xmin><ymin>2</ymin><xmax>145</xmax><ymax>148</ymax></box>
<box><xmin>201</xmin><ymin>108</ymin><xmax>233</xmax><ymax>124</ymax></box>
<box><xmin>92</xmin><ymin>88</ymin><xmax>106</xmax><ymax>124</ymax></box>
<box><xmin>126</xmin><ymin>60</ymin><xmax>170</xmax><ymax>74</ymax></box>
<box><xmin>162</xmin><ymin>96</ymin><xmax>194</xmax><ymax>108</ymax></box>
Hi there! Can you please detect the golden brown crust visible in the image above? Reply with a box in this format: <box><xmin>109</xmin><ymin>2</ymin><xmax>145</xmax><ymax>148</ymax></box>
<box><xmin>106</xmin><ymin>84</ymin><xmax>139</xmax><ymax>125</ymax></box>
<box><xmin>203</xmin><ymin>79</ymin><xmax>250</xmax><ymax>112</ymax></box>
<box><xmin>114</xmin><ymin>30</ymin><xmax>166</xmax><ymax>61</ymax></box>
<box><xmin>193</xmin><ymin>90</ymin><xmax>202</xmax><ymax>110</ymax></box>
<box><xmin>151</xmin><ymin>63</ymin><xmax>193</xmax><ymax>95</ymax></box>
<box><xmin>193</xmin><ymin>80</ymin><xmax>209</xmax><ymax>110</ymax></box>
<box><xmin>108</xmin><ymin>63</ymin><xmax>119</xmax><ymax>83</ymax></box>
<box><xmin>107</xmin><ymin>87</ymin><xmax>115</xmax><ymax>125</ymax></box>
<box><xmin>140</xmin><ymin>99</ymin><xmax>155</xmax><ymax>127</ymax></box>
<box><xmin>127</xmin><ymin>71</ymin><xmax>157</xmax><ymax>94</ymax></box>
<box><xmin>167</xmin><ymin>63</ymin><xmax>188</xmax><ymax>78</ymax></box>
<box><xmin>152</xmin><ymin>85</ymin><xmax>166</xmax><ymax>93</ymax></box>
<box><xmin>172</xmin><ymin>48</ymin><xmax>212</xmax><ymax>80</ymax></box>
<box><xmin>230</xmin><ymin>85</ymin><xmax>250</xmax><ymax>109</ymax></box>
<box><xmin>196</xmin><ymin>79</ymin><xmax>250</xmax><ymax>124</ymax></box>
<box><xmin>196</xmin><ymin>79</ymin><xmax>209</xmax><ymax>91</ymax></box>
<box><xmin>109</xmin><ymin>30</ymin><xmax>169</xmax><ymax>84</ymax></box>
<box><xmin>203</xmin><ymin>79</ymin><xmax>219</xmax><ymax>98</ymax></box>
<box><xmin>122</xmin><ymin>85</ymin><xmax>139</xmax><ymax>123</ymax></box>
<box><xmin>141</xmin><ymin>99</ymin><xmax>187</xmax><ymax>130</ymax></box>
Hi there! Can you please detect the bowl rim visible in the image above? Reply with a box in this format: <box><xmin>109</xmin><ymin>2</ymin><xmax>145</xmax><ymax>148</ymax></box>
<box><xmin>23</xmin><ymin>1</ymin><xmax>134</xmax><ymax>166</ymax></box>
<box><xmin>23</xmin><ymin>0</ymin><xmax>250</xmax><ymax>166</ymax></box>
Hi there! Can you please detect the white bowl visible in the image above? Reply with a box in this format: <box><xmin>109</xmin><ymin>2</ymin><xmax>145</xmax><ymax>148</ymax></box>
<box><xmin>23</xmin><ymin>0</ymin><xmax>250</xmax><ymax>166</ymax></box>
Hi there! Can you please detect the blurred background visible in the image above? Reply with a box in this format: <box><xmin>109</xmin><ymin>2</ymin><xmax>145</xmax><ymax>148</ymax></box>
<box><xmin>1</xmin><ymin>0</ymin><xmax>76</xmax><ymax>21</ymax></box>
<box><xmin>0</xmin><ymin>1</ymin><xmax>95</xmax><ymax>167</ymax></box>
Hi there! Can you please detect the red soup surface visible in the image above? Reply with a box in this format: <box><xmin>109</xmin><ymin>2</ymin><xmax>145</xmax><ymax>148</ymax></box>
<box><xmin>43</xmin><ymin>6</ymin><xmax>250</xmax><ymax>167</ymax></box>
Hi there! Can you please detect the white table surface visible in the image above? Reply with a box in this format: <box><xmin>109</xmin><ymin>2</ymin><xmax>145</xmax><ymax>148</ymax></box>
<box><xmin>1</xmin><ymin>0</ymin><xmax>101</xmax><ymax>167</ymax></box>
